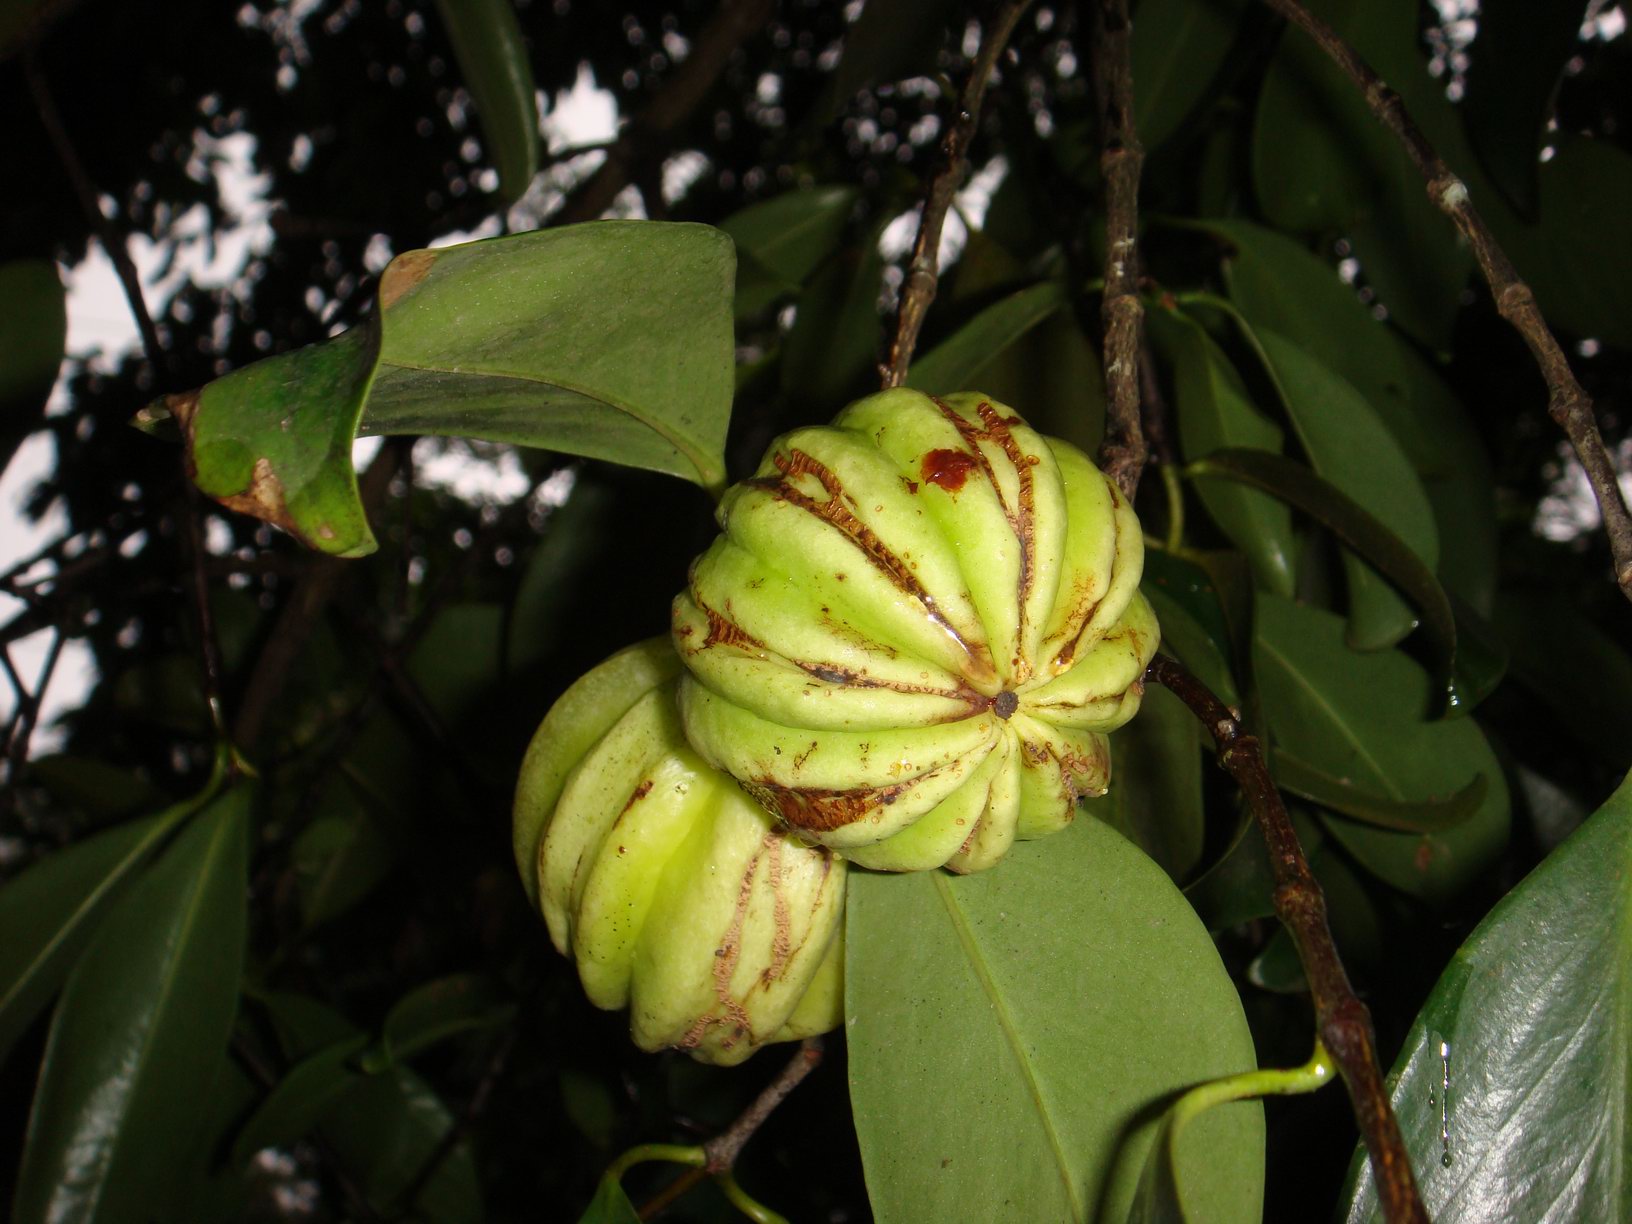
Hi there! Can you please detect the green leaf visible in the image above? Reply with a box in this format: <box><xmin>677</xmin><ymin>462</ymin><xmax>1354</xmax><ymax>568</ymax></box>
<box><xmin>953</xmin><ymin>307</ymin><xmax>1107</xmax><ymax>458</ymax></box>
<box><xmin>846</xmin><ymin>815</ymin><xmax>1264</xmax><ymax>1223</ymax></box>
<box><xmin>1184</xmin><ymin>810</ymin><xmax>1325</xmax><ymax>933</ymax></box>
<box><xmin>1084</xmin><ymin>684</ymin><xmax>1205</xmax><ymax>884</ymax></box>
<box><xmin>25</xmin><ymin>755</ymin><xmax>167</xmax><ymax>820</ymax></box>
<box><xmin>505</xmin><ymin>478</ymin><xmax>616</xmax><ymax>677</ymax></box>
<box><xmin>0</xmin><ymin>808</ymin><xmax>186</xmax><ymax>1068</ymax></box>
<box><xmin>1251</xmin><ymin>0</ymin><xmax>1472</xmax><ymax>347</ymax></box>
<box><xmin>159</xmin><ymin>223</ymin><xmax>734</xmax><ymax>553</ymax></box>
<box><xmin>1190</xmin><ymin>449</ymin><xmax>1456</xmax><ymax>713</ymax></box>
<box><xmin>1252</xmin><ymin>595</ymin><xmax>1509</xmax><ymax>902</ymax></box>
<box><xmin>1131</xmin><ymin>0</ymin><xmax>1248</xmax><ymax>153</ymax></box>
<box><xmin>373</xmin><ymin>972</ymin><xmax>515</xmax><ymax>1067</ymax></box>
<box><xmin>1142</xmin><ymin>584</ymin><xmax>1239</xmax><ymax>709</ymax></box>
<box><xmin>579</xmin><ymin>1176</ymin><xmax>642</xmax><ymax>1224</ymax></box>
<box><xmin>432</xmin><ymin>0</ymin><xmax>539</xmax><ymax>204</ymax></box>
<box><xmin>1270</xmin><ymin>751</ymin><xmax>1483</xmax><ymax>835</ymax></box>
<box><xmin>291</xmin><ymin>783</ymin><xmax>396</xmax><ymax>930</ymax></box>
<box><xmin>722</xmin><ymin>186</ymin><xmax>857</xmax><ymax>316</ymax></box>
<box><xmin>1342</xmin><ymin>771</ymin><xmax>1632</xmax><ymax>1222</ymax></box>
<box><xmin>251</xmin><ymin>992</ymin><xmax>483</xmax><ymax>1222</ymax></box>
<box><xmin>1253</xmin><ymin>328</ymin><xmax>1439</xmax><ymax>650</ymax></box>
<box><xmin>1493</xmin><ymin>589</ymin><xmax>1632</xmax><ymax>772</ymax></box>
<box><xmin>0</xmin><ymin>258</ymin><xmax>66</xmax><ymax>473</ymax></box>
<box><xmin>905</xmin><ymin>281</ymin><xmax>1067</xmax><ymax>394</ymax></box>
<box><xmin>230</xmin><ymin>1034</ymin><xmax>373</xmax><ymax>1167</ymax></box>
<box><xmin>1460</xmin><ymin>0</ymin><xmax>1591</xmax><ymax>217</ymax></box>
<box><xmin>1147</xmin><ymin>306</ymin><xmax>1295</xmax><ymax>596</ymax></box>
<box><xmin>780</xmin><ymin>235</ymin><xmax>886</xmax><ymax>411</ymax></box>
<box><xmin>14</xmin><ymin>787</ymin><xmax>250</xmax><ymax>1224</ymax></box>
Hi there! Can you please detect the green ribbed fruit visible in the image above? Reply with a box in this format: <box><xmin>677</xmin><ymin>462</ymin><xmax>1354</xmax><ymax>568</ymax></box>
<box><xmin>513</xmin><ymin>638</ymin><xmax>846</xmax><ymax>1065</ymax></box>
<box><xmin>672</xmin><ymin>389</ymin><xmax>1158</xmax><ymax>873</ymax></box>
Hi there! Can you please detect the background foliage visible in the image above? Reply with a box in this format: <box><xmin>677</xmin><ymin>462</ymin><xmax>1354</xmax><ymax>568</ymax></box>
<box><xmin>1</xmin><ymin>0</ymin><xmax>1630</xmax><ymax>1220</ymax></box>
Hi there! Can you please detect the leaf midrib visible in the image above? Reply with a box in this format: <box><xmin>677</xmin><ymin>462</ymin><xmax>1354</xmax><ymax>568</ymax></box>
<box><xmin>1257</xmin><ymin>635</ymin><xmax>1400</xmax><ymax>800</ymax></box>
<box><xmin>932</xmin><ymin>872</ymin><xmax>1085</xmax><ymax>1222</ymax></box>
<box><xmin>375</xmin><ymin>356</ymin><xmax>719</xmax><ymax>488</ymax></box>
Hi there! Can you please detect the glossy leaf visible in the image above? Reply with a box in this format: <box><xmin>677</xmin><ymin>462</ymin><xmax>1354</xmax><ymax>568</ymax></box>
<box><xmin>0</xmin><ymin>258</ymin><xmax>66</xmax><ymax>473</ymax></box>
<box><xmin>847</xmin><ymin>815</ymin><xmax>1264</xmax><ymax>1223</ymax></box>
<box><xmin>1343</xmin><ymin>771</ymin><xmax>1632</xmax><ymax>1222</ymax></box>
<box><xmin>722</xmin><ymin>185</ymin><xmax>857</xmax><ymax>316</ymax></box>
<box><xmin>433</xmin><ymin>0</ymin><xmax>539</xmax><ymax>204</ymax></box>
<box><xmin>13</xmin><ymin>787</ymin><xmax>250</xmax><ymax>1224</ymax></box>
<box><xmin>1131</xmin><ymin>0</ymin><xmax>1248</xmax><ymax>153</ymax></box>
<box><xmin>1254</xmin><ymin>328</ymin><xmax>1439</xmax><ymax>650</ymax></box>
<box><xmin>158</xmin><ymin>223</ymin><xmax>734</xmax><ymax>554</ymax></box>
<box><xmin>906</xmin><ymin>281</ymin><xmax>1067</xmax><ymax>394</ymax></box>
<box><xmin>1252</xmin><ymin>595</ymin><xmax>1509</xmax><ymax>902</ymax></box>
<box><xmin>1460</xmin><ymin>0</ymin><xmax>1591</xmax><ymax>217</ymax></box>
<box><xmin>1085</xmin><ymin>684</ymin><xmax>1205</xmax><ymax>884</ymax></box>
<box><xmin>0</xmin><ymin>809</ymin><xmax>185</xmax><ymax>1068</ymax></box>
<box><xmin>1148</xmin><ymin>306</ymin><xmax>1295</xmax><ymax>596</ymax></box>
<box><xmin>1191</xmin><ymin>449</ymin><xmax>1456</xmax><ymax>713</ymax></box>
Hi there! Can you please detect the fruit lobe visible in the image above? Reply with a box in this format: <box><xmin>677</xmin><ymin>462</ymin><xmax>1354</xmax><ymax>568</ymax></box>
<box><xmin>671</xmin><ymin>389</ymin><xmax>1159</xmax><ymax>872</ymax></box>
<box><xmin>513</xmin><ymin>638</ymin><xmax>845</xmax><ymax>1065</ymax></box>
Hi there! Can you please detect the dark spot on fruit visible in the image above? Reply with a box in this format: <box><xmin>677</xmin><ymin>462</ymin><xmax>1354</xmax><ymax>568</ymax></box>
<box><xmin>993</xmin><ymin>690</ymin><xmax>1019</xmax><ymax>719</ymax></box>
<box><xmin>921</xmin><ymin>448</ymin><xmax>977</xmax><ymax>492</ymax></box>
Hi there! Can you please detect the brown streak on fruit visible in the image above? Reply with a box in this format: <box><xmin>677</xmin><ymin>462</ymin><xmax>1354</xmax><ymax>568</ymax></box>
<box><xmin>764</xmin><ymin>836</ymin><xmax>792</xmax><ymax>982</ymax></box>
<box><xmin>752</xmin><ymin>448</ymin><xmax>993</xmax><ymax>681</ymax></box>
<box><xmin>746</xmin><ymin>778</ymin><xmax>910</xmax><ymax>832</ymax></box>
<box><xmin>920</xmin><ymin>448</ymin><xmax>977</xmax><ymax>492</ymax></box>
<box><xmin>701</xmin><ymin>604</ymin><xmax>767</xmax><ymax>653</ymax></box>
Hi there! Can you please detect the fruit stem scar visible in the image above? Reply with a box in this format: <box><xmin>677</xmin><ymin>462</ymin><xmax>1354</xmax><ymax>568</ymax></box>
<box><xmin>993</xmin><ymin>690</ymin><xmax>1018</xmax><ymax>719</ymax></box>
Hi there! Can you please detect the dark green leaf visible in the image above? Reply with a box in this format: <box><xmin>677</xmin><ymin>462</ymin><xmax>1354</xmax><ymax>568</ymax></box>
<box><xmin>1446</xmin><ymin>594</ymin><xmax>1507</xmax><ymax>714</ymax></box>
<box><xmin>1251</xmin><ymin>0</ymin><xmax>1472</xmax><ymax>346</ymax></box>
<box><xmin>579</xmin><ymin>1176</ymin><xmax>642</xmax><ymax>1224</ymax></box>
<box><xmin>230</xmin><ymin>1035</ymin><xmax>373</xmax><ymax>1167</ymax></box>
<box><xmin>1147</xmin><ymin>305</ymin><xmax>1295</xmax><ymax>596</ymax></box>
<box><xmin>1084</xmin><ymin>685</ymin><xmax>1204</xmax><ymax>884</ymax></box>
<box><xmin>1253</xmin><ymin>328</ymin><xmax>1439</xmax><ymax>650</ymax></box>
<box><xmin>1131</xmin><ymin>0</ymin><xmax>1248</xmax><ymax>153</ymax></box>
<box><xmin>1343</xmin><ymin>771</ymin><xmax>1632</xmax><ymax>1222</ymax></box>
<box><xmin>432</xmin><ymin>0</ymin><xmax>539</xmax><ymax>204</ymax></box>
<box><xmin>291</xmin><ymin>784</ymin><xmax>396</xmax><ymax>931</ymax></box>
<box><xmin>1493</xmin><ymin>589</ymin><xmax>1632</xmax><ymax>771</ymax></box>
<box><xmin>1247</xmin><ymin>846</ymin><xmax>1380</xmax><ymax>992</ymax></box>
<box><xmin>0</xmin><ymin>258</ymin><xmax>66</xmax><ymax>473</ymax></box>
<box><xmin>1271</xmin><ymin>750</ymin><xmax>1484</xmax><ymax>835</ymax></box>
<box><xmin>159</xmin><ymin>223</ymin><xmax>735</xmax><ymax>553</ymax></box>
<box><xmin>780</xmin><ymin>235</ymin><xmax>885</xmax><ymax>410</ymax></box>
<box><xmin>1185</xmin><ymin>810</ymin><xmax>1325</xmax><ymax>932</ymax></box>
<box><xmin>505</xmin><ymin>478</ymin><xmax>616</xmax><ymax>677</ymax></box>
<box><xmin>905</xmin><ymin>281</ymin><xmax>1066</xmax><ymax>394</ymax></box>
<box><xmin>25</xmin><ymin>755</ymin><xmax>167</xmax><ymax>820</ymax></box>
<box><xmin>1143</xmin><ymin>584</ymin><xmax>1239</xmax><ymax>709</ymax></box>
<box><xmin>374</xmin><ymin>972</ymin><xmax>515</xmax><ymax>1066</ymax></box>
<box><xmin>1460</xmin><ymin>0</ymin><xmax>1591</xmax><ymax>217</ymax></box>
<box><xmin>847</xmin><ymin>815</ymin><xmax>1263</xmax><ymax>1223</ymax></box>
<box><xmin>721</xmin><ymin>185</ymin><xmax>857</xmax><ymax>316</ymax></box>
<box><xmin>0</xmin><ymin>808</ymin><xmax>185</xmax><ymax>1068</ymax></box>
<box><xmin>1190</xmin><ymin>448</ymin><xmax>1456</xmax><ymax>712</ymax></box>
<box><xmin>953</xmin><ymin>307</ymin><xmax>1106</xmax><ymax>457</ymax></box>
<box><xmin>14</xmin><ymin>787</ymin><xmax>250</xmax><ymax>1224</ymax></box>
<box><xmin>1252</xmin><ymin>595</ymin><xmax>1509</xmax><ymax>902</ymax></box>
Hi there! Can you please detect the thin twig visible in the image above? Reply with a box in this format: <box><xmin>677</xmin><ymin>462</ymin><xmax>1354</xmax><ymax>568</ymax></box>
<box><xmin>25</xmin><ymin>53</ymin><xmax>164</xmax><ymax>371</ymax></box>
<box><xmin>3</xmin><ymin>627</ymin><xmax>66</xmax><ymax>783</ymax></box>
<box><xmin>637</xmin><ymin>1038</ymin><xmax>824</xmax><ymax>1220</ymax></box>
<box><xmin>181</xmin><ymin>479</ymin><xmax>229</xmax><ymax>742</ymax></box>
<box><xmin>1258</xmin><ymin>0</ymin><xmax>1632</xmax><ymax>603</ymax></box>
<box><xmin>1147</xmin><ymin>655</ymin><xmax>1426</xmax><ymax>1224</ymax></box>
<box><xmin>555</xmin><ymin>0</ymin><xmax>773</xmax><ymax>226</ymax></box>
<box><xmin>882</xmin><ymin>1</ymin><xmax>1034</xmax><ymax>387</ymax></box>
<box><xmin>1090</xmin><ymin>0</ymin><xmax>1149</xmax><ymax>499</ymax></box>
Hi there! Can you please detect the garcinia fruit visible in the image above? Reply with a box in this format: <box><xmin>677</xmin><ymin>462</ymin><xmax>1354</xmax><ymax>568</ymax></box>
<box><xmin>513</xmin><ymin>638</ymin><xmax>845</xmax><ymax>1065</ymax></box>
<box><xmin>671</xmin><ymin>388</ymin><xmax>1159</xmax><ymax>873</ymax></box>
